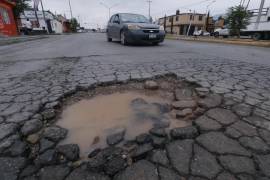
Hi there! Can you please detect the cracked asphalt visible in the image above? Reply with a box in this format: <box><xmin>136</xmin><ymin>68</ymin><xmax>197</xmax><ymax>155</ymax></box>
<box><xmin>1</xmin><ymin>33</ymin><xmax>270</xmax><ymax>180</ymax></box>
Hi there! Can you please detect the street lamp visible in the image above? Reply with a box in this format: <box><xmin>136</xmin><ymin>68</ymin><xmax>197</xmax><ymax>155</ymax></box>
<box><xmin>99</xmin><ymin>2</ymin><xmax>119</xmax><ymax>21</ymax></box>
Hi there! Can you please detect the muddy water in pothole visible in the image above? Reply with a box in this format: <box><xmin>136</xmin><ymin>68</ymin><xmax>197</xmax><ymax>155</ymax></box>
<box><xmin>57</xmin><ymin>92</ymin><xmax>190</xmax><ymax>156</ymax></box>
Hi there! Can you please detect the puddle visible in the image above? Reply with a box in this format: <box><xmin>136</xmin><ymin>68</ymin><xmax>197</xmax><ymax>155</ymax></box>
<box><xmin>57</xmin><ymin>91</ymin><xmax>190</xmax><ymax>156</ymax></box>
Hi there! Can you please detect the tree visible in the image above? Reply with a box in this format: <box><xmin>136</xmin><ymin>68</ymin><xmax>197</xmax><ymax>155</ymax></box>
<box><xmin>70</xmin><ymin>18</ymin><xmax>80</xmax><ymax>32</ymax></box>
<box><xmin>13</xmin><ymin>0</ymin><xmax>31</xmax><ymax>18</ymax></box>
<box><xmin>225</xmin><ymin>5</ymin><xmax>251</xmax><ymax>37</ymax></box>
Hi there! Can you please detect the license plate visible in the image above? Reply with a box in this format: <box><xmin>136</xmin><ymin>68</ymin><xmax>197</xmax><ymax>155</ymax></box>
<box><xmin>149</xmin><ymin>34</ymin><xmax>157</xmax><ymax>39</ymax></box>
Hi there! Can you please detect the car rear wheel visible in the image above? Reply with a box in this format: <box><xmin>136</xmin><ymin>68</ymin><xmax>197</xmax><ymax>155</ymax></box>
<box><xmin>120</xmin><ymin>31</ymin><xmax>128</xmax><ymax>45</ymax></box>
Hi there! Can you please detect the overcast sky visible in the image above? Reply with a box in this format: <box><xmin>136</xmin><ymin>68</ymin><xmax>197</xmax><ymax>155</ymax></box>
<box><xmin>37</xmin><ymin>0</ymin><xmax>270</xmax><ymax>28</ymax></box>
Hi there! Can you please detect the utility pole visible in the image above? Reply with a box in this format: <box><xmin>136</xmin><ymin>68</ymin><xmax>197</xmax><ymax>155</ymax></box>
<box><xmin>187</xmin><ymin>10</ymin><xmax>195</xmax><ymax>36</ymax></box>
<box><xmin>255</xmin><ymin>0</ymin><xmax>265</xmax><ymax>30</ymax></box>
<box><xmin>40</xmin><ymin>0</ymin><xmax>49</xmax><ymax>33</ymax></box>
<box><xmin>146</xmin><ymin>0</ymin><xmax>152</xmax><ymax>20</ymax></box>
<box><xmin>100</xmin><ymin>2</ymin><xmax>119</xmax><ymax>21</ymax></box>
<box><xmin>69</xmin><ymin>0</ymin><xmax>73</xmax><ymax>19</ymax></box>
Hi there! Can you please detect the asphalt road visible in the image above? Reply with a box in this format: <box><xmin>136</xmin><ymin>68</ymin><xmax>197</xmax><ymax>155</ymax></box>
<box><xmin>0</xmin><ymin>33</ymin><xmax>269</xmax><ymax>65</ymax></box>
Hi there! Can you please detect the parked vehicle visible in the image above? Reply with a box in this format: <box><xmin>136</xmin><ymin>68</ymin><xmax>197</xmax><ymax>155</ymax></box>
<box><xmin>214</xmin><ymin>28</ymin><xmax>230</xmax><ymax>38</ymax></box>
<box><xmin>193</xmin><ymin>30</ymin><xmax>210</xmax><ymax>36</ymax></box>
<box><xmin>241</xmin><ymin>7</ymin><xmax>270</xmax><ymax>40</ymax></box>
<box><xmin>107</xmin><ymin>13</ymin><xmax>165</xmax><ymax>45</ymax></box>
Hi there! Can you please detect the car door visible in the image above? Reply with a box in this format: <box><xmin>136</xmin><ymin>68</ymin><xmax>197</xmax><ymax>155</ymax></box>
<box><xmin>107</xmin><ymin>15</ymin><xmax>115</xmax><ymax>38</ymax></box>
<box><xmin>112</xmin><ymin>14</ymin><xmax>121</xmax><ymax>39</ymax></box>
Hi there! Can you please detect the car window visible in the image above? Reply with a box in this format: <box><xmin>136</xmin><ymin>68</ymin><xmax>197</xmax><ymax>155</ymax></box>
<box><xmin>109</xmin><ymin>15</ymin><xmax>115</xmax><ymax>23</ymax></box>
<box><xmin>120</xmin><ymin>14</ymin><xmax>149</xmax><ymax>23</ymax></box>
<box><xmin>113</xmin><ymin>15</ymin><xmax>120</xmax><ymax>23</ymax></box>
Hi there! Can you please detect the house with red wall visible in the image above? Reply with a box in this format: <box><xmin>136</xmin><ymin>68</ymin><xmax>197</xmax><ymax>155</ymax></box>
<box><xmin>0</xmin><ymin>0</ymin><xmax>18</xmax><ymax>36</ymax></box>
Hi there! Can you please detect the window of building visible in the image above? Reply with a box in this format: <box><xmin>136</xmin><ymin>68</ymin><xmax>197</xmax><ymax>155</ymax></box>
<box><xmin>0</xmin><ymin>7</ymin><xmax>11</xmax><ymax>24</ymax></box>
<box><xmin>268</xmin><ymin>17</ymin><xmax>270</xmax><ymax>21</ymax></box>
<box><xmin>199</xmin><ymin>15</ymin><xmax>203</xmax><ymax>21</ymax></box>
<box><xmin>169</xmin><ymin>17</ymin><xmax>172</xmax><ymax>22</ymax></box>
<box><xmin>176</xmin><ymin>16</ymin><xmax>179</xmax><ymax>21</ymax></box>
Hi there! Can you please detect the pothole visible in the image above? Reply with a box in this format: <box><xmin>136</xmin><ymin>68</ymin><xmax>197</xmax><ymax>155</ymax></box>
<box><xmin>55</xmin><ymin>76</ymin><xmax>199</xmax><ymax>157</ymax></box>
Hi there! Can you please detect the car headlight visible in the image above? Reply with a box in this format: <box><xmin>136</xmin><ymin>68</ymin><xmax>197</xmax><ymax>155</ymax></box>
<box><xmin>159</xmin><ymin>26</ymin><xmax>164</xmax><ymax>31</ymax></box>
<box><xmin>127</xmin><ymin>25</ymin><xmax>141</xmax><ymax>30</ymax></box>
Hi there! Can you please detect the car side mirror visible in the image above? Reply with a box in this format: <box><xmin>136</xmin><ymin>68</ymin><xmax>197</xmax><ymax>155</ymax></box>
<box><xmin>113</xmin><ymin>20</ymin><xmax>120</xmax><ymax>24</ymax></box>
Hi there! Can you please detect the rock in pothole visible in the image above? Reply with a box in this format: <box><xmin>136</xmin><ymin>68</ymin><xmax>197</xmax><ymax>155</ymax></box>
<box><xmin>170</xmin><ymin>126</ymin><xmax>198</xmax><ymax>140</ymax></box>
<box><xmin>56</xmin><ymin>144</ymin><xmax>80</xmax><ymax>161</ymax></box>
<box><xmin>21</xmin><ymin>119</ymin><xmax>43</xmax><ymax>136</ymax></box>
<box><xmin>106</xmin><ymin>127</ymin><xmax>126</xmax><ymax>146</ymax></box>
<box><xmin>198</xmin><ymin>94</ymin><xmax>222</xmax><ymax>108</ymax></box>
<box><xmin>175</xmin><ymin>88</ymin><xmax>194</xmax><ymax>100</ymax></box>
<box><xmin>144</xmin><ymin>81</ymin><xmax>159</xmax><ymax>90</ymax></box>
<box><xmin>43</xmin><ymin>126</ymin><xmax>67</xmax><ymax>142</ymax></box>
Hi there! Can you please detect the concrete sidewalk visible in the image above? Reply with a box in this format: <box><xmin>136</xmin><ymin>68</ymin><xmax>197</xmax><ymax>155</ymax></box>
<box><xmin>166</xmin><ymin>35</ymin><xmax>270</xmax><ymax>47</ymax></box>
<box><xmin>0</xmin><ymin>35</ymin><xmax>49</xmax><ymax>46</ymax></box>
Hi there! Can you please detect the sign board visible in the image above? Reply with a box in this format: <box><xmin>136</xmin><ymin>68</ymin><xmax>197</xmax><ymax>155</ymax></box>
<box><xmin>20</xmin><ymin>10</ymin><xmax>54</xmax><ymax>20</ymax></box>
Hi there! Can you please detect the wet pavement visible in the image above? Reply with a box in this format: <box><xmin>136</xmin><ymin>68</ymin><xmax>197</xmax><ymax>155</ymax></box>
<box><xmin>0</xmin><ymin>33</ymin><xmax>270</xmax><ymax>180</ymax></box>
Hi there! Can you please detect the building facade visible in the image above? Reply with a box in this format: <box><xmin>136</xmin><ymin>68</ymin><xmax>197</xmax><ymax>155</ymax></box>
<box><xmin>158</xmin><ymin>10</ymin><xmax>224</xmax><ymax>35</ymax></box>
<box><xmin>18</xmin><ymin>10</ymin><xmax>64</xmax><ymax>34</ymax></box>
<box><xmin>0</xmin><ymin>0</ymin><xmax>18</xmax><ymax>36</ymax></box>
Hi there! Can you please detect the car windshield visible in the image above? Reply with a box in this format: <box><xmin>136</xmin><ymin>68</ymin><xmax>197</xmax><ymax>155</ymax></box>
<box><xmin>120</xmin><ymin>14</ymin><xmax>149</xmax><ymax>23</ymax></box>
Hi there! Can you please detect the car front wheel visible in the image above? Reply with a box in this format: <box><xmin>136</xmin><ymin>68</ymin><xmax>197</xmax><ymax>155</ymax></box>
<box><xmin>120</xmin><ymin>31</ymin><xmax>128</xmax><ymax>45</ymax></box>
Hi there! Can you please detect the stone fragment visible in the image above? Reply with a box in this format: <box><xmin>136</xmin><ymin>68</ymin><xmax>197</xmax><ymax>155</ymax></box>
<box><xmin>21</xmin><ymin>119</ymin><xmax>43</xmax><ymax>136</ymax></box>
<box><xmin>175</xmin><ymin>108</ymin><xmax>193</xmax><ymax>118</ymax></box>
<box><xmin>172</xmin><ymin>100</ymin><xmax>197</xmax><ymax>109</ymax></box>
<box><xmin>104</xmin><ymin>154</ymin><xmax>127</xmax><ymax>175</ymax></box>
<box><xmin>150</xmin><ymin>150</ymin><xmax>169</xmax><ymax>166</ymax></box>
<box><xmin>219</xmin><ymin>155</ymin><xmax>256</xmax><ymax>174</ymax></box>
<box><xmin>196</xmin><ymin>132</ymin><xmax>251</xmax><ymax>156</ymax></box>
<box><xmin>144</xmin><ymin>81</ymin><xmax>159</xmax><ymax>90</ymax></box>
<box><xmin>170</xmin><ymin>126</ymin><xmax>198</xmax><ymax>140</ymax></box>
<box><xmin>41</xmin><ymin>109</ymin><xmax>56</xmax><ymax>120</ymax></box>
<box><xmin>131</xmin><ymin>143</ymin><xmax>153</xmax><ymax>160</ymax></box>
<box><xmin>198</xmin><ymin>94</ymin><xmax>222</xmax><ymax>108</ymax></box>
<box><xmin>34</xmin><ymin>149</ymin><xmax>56</xmax><ymax>166</ymax></box>
<box><xmin>114</xmin><ymin>160</ymin><xmax>158</xmax><ymax>180</ymax></box>
<box><xmin>39</xmin><ymin>165</ymin><xmax>70</xmax><ymax>180</ymax></box>
<box><xmin>39</xmin><ymin>138</ymin><xmax>55</xmax><ymax>153</ymax></box>
<box><xmin>136</xmin><ymin>133</ymin><xmax>152</xmax><ymax>144</ymax></box>
<box><xmin>0</xmin><ymin>157</ymin><xmax>26</xmax><ymax>180</ymax></box>
<box><xmin>255</xmin><ymin>154</ymin><xmax>270</xmax><ymax>177</ymax></box>
<box><xmin>106</xmin><ymin>127</ymin><xmax>126</xmax><ymax>146</ymax></box>
<box><xmin>66</xmin><ymin>165</ymin><xmax>110</xmax><ymax>180</ymax></box>
<box><xmin>149</xmin><ymin>128</ymin><xmax>167</xmax><ymax>137</ymax></box>
<box><xmin>206</xmin><ymin>108</ymin><xmax>239</xmax><ymax>125</ymax></box>
<box><xmin>166</xmin><ymin>140</ymin><xmax>193</xmax><ymax>175</ymax></box>
<box><xmin>56</xmin><ymin>144</ymin><xmax>80</xmax><ymax>161</ymax></box>
<box><xmin>43</xmin><ymin>126</ymin><xmax>67</xmax><ymax>142</ymax></box>
<box><xmin>152</xmin><ymin>136</ymin><xmax>167</xmax><ymax>148</ymax></box>
<box><xmin>191</xmin><ymin>144</ymin><xmax>222</xmax><ymax>179</ymax></box>
<box><xmin>158</xmin><ymin>166</ymin><xmax>181</xmax><ymax>180</ymax></box>
<box><xmin>26</xmin><ymin>134</ymin><xmax>40</xmax><ymax>144</ymax></box>
<box><xmin>239</xmin><ymin>136</ymin><xmax>270</xmax><ymax>154</ymax></box>
<box><xmin>194</xmin><ymin>115</ymin><xmax>222</xmax><ymax>132</ymax></box>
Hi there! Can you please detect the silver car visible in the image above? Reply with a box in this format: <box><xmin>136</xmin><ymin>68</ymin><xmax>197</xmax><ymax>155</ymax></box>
<box><xmin>107</xmin><ymin>13</ymin><xmax>165</xmax><ymax>45</ymax></box>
